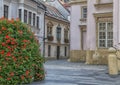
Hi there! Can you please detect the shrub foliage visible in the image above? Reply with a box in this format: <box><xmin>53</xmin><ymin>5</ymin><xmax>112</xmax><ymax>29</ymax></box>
<box><xmin>0</xmin><ymin>18</ymin><xmax>45</xmax><ymax>84</ymax></box>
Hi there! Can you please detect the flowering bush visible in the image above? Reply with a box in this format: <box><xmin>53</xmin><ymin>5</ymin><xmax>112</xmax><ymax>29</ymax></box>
<box><xmin>0</xmin><ymin>18</ymin><xmax>45</xmax><ymax>84</ymax></box>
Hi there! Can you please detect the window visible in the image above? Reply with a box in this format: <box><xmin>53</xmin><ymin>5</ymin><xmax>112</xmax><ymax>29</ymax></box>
<box><xmin>56</xmin><ymin>26</ymin><xmax>61</xmax><ymax>41</ymax></box>
<box><xmin>24</xmin><ymin>10</ymin><xmax>27</xmax><ymax>23</ymax></box>
<box><xmin>37</xmin><ymin>16</ymin><xmax>39</xmax><ymax>28</ymax></box>
<box><xmin>47</xmin><ymin>22</ymin><xmax>53</xmax><ymax>37</ymax></box>
<box><xmin>98</xmin><ymin>22</ymin><xmax>113</xmax><ymax>48</ymax></box>
<box><xmin>48</xmin><ymin>45</ymin><xmax>51</xmax><ymax>57</ymax></box>
<box><xmin>33</xmin><ymin>13</ymin><xmax>36</xmax><ymax>26</ymax></box>
<box><xmin>64</xmin><ymin>29</ymin><xmax>68</xmax><ymax>40</ymax></box>
<box><xmin>4</xmin><ymin>5</ymin><xmax>9</xmax><ymax>18</ymax></box>
<box><xmin>18</xmin><ymin>9</ymin><xmax>22</xmax><ymax>21</ymax></box>
<box><xmin>28</xmin><ymin>12</ymin><xmax>32</xmax><ymax>25</ymax></box>
<box><xmin>82</xmin><ymin>7</ymin><xmax>87</xmax><ymax>19</ymax></box>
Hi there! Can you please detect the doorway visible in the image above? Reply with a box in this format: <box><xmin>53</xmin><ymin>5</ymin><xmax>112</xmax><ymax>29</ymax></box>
<box><xmin>56</xmin><ymin>46</ymin><xmax>60</xmax><ymax>60</ymax></box>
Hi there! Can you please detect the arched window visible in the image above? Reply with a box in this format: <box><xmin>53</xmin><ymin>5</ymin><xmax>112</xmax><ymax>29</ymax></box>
<box><xmin>64</xmin><ymin>29</ymin><xmax>69</xmax><ymax>43</ymax></box>
<box><xmin>47</xmin><ymin>21</ymin><xmax>53</xmax><ymax>37</ymax></box>
<box><xmin>56</xmin><ymin>24</ymin><xmax>61</xmax><ymax>41</ymax></box>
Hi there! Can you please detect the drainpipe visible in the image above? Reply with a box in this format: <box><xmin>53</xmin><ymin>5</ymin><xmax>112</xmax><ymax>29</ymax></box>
<box><xmin>43</xmin><ymin>10</ymin><xmax>46</xmax><ymax>62</ymax></box>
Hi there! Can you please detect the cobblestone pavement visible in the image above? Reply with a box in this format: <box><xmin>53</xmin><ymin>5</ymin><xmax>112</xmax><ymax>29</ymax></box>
<box><xmin>29</xmin><ymin>60</ymin><xmax>120</xmax><ymax>85</ymax></box>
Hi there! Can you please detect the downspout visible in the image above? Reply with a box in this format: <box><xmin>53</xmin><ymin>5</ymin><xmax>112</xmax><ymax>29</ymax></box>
<box><xmin>43</xmin><ymin>9</ymin><xmax>46</xmax><ymax>62</ymax></box>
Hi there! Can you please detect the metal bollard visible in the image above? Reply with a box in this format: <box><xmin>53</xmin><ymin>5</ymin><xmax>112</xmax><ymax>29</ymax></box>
<box><xmin>108</xmin><ymin>47</ymin><xmax>118</xmax><ymax>75</ymax></box>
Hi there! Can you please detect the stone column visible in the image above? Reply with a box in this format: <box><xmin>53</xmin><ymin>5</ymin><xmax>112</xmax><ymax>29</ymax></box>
<box><xmin>108</xmin><ymin>47</ymin><xmax>118</xmax><ymax>75</ymax></box>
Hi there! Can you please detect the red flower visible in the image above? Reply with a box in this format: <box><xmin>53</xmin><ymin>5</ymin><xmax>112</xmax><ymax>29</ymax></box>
<box><xmin>6</xmin><ymin>40</ymin><xmax>11</xmax><ymax>43</ymax></box>
<box><xmin>5</xmin><ymin>35</ymin><xmax>10</xmax><ymax>39</ymax></box>
<box><xmin>10</xmin><ymin>72</ymin><xmax>14</xmax><ymax>77</ymax></box>
<box><xmin>25</xmin><ymin>70</ymin><xmax>30</xmax><ymax>76</ymax></box>
<box><xmin>0</xmin><ymin>76</ymin><xmax>2</xmax><ymax>78</ymax></box>
<box><xmin>12</xmin><ymin>56</ymin><xmax>17</xmax><ymax>62</ymax></box>
<box><xmin>20</xmin><ymin>75</ymin><xmax>25</xmax><ymax>80</ymax></box>
<box><xmin>11</xmin><ymin>41</ymin><xmax>15</xmax><ymax>45</ymax></box>
<box><xmin>7</xmin><ymin>78</ymin><xmax>11</xmax><ymax>80</ymax></box>
<box><xmin>0</xmin><ymin>50</ymin><xmax>4</xmax><ymax>55</ymax></box>
<box><xmin>2</xmin><ymin>42</ymin><xmax>6</xmax><ymax>46</ymax></box>
<box><xmin>23</xmin><ymin>40</ymin><xmax>28</xmax><ymax>43</ymax></box>
<box><xmin>1</xmin><ymin>27</ymin><xmax>6</xmax><ymax>31</ymax></box>
<box><xmin>7</xmin><ymin>46</ymin><xmax>11</xmax><ymax>50</ymax></box>
<box><xmin>6</xmin><ymin>52</ymin><xmax>11</xmax><ymax>56</ymax></box>
<box><xmin>18</xmin><ymin>30</ymin><xmax>23</xmax><ymax>35</ymax></box>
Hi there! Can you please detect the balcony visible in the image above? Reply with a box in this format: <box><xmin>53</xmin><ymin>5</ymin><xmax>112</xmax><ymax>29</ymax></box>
<box><xmin>47</xmin><ymin>36</ymin><xmax>54</xmax><ymax>41</ymax></box>
<box><xmin>64</xmin><ymin>39</ymin><xmax>69</xmax><ymax>43</ymax></box>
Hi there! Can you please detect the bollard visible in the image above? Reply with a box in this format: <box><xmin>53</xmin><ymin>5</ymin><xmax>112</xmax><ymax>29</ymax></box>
<box><xmin>116</xmin><ymin>51</ymin><xmax>120</xmax><ymax>71</ymax></box>
<box><xmin>108</xmin><ymin>47</ymin><xmax>118</xmax><ymax>75</ymax></box>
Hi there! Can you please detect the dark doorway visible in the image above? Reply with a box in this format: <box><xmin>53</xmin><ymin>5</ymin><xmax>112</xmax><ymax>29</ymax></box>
<box><xmin>57</xmin><ymin>46</ymin><xmax>60</xmax><ymax>60</ymax></box>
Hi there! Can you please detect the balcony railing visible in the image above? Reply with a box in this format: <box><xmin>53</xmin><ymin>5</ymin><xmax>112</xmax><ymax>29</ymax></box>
<box><xmin>64</xmin><ymin>39</ymin><xmax>69</xmax><ymax>43</ymax></box>
<box><xmin>47</xmin><ymin>36</ymin><xmax>54</xmax><ymax>41</ymax></box>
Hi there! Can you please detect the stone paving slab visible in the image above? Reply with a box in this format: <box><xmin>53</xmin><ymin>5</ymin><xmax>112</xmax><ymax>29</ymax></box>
<box><xmin>29</xmin><ymin>60</ymin><xmax>120</xmax><ymax>85</ymax></box>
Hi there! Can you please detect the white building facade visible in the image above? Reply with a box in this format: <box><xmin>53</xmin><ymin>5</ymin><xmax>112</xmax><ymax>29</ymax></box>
<box><xmin>70</xmin><ymin>0</ymin><xmax>113</xmax><ymax>64</ymax></box>
<box><xmin>44</xmin><ymin>2</ymin><xmax>70</xmax><ymax>59</ymax></box>
<box><xmin>0</xmin><ymin>0</ymin><xmax>46</xmax><ymax>56</ymax></box>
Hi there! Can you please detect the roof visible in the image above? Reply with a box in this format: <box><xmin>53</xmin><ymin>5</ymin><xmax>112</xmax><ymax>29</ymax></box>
<box><xmin>44</xmin><ymin>0</ymin><xmax>70</xmax><ymax>20</ymax></box>
<box><xmin>31</xmin><ymin>0</ymin><xmax>46</xmax><ymax>10</ymax></box>
<box><xmin>45</xmin><ymin>4</ymin><xmax>69</xmax><ymax>22</ymax></box>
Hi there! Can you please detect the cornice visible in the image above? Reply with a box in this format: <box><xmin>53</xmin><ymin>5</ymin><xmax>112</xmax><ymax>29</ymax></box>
<box><xmin>45</xmin><ymin>15</ymin><xmax>70</xmax><ymax>25</ymax></box>
<box><xmin>93</xmin><ymin>12</ymin><xmax>113</xmax><ymax>18</ymax></box>
<box><xmin>69</xmin><ymin>0</ymin><xmax>87</xmax><ymax>5</ymax></box>
<box><xmin>94</xmin><ymin>3</ymin><xmax>113</xmax><ymax>7</ymax></box>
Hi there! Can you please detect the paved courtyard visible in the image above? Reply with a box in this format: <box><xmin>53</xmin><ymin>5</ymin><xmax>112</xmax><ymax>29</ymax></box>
<box><xmin>30</xmin><ymin>60</ymin><xmax>120</xmax><ymax>85</ymax></box>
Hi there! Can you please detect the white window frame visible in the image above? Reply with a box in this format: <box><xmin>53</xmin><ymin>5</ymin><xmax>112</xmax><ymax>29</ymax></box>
<box><xmin>81</xmin><ymin>6</ymin><xmax>87</xmax><ymax>19</ymax></box>
<box><xmin>98</xmin><ymin>22</ymin><xmax>113</xmax><ymax>48</ymax></box>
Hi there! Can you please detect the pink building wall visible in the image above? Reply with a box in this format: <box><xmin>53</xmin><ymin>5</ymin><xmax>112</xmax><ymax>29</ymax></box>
<box><xmin>70</xmin><ymin>0</ymin><xmax>113</xmax><ymax>51</ymax></box>
<box><xmin>70</xmin><ymin>4</ymin><xmax>81</xmax><ymax>50</ymax></box>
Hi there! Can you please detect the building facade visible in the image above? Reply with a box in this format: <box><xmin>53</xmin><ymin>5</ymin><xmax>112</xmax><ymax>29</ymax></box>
<box><xmin>70</xmin><ymin>0</ymin><xmax>113</xmax><ymax>64</ymax></box>
<box><xmin>44</xmin><ymin>3</ymin><xmax>70</xmax><ymax>59</ymax></box>
<box><xmin>0</xmin><ymin>0</ymin><xmax>46</xmax><ymax>56</ymax></box>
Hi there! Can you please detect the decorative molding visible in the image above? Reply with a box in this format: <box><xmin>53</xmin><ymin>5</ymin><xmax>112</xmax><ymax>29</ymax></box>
<box><xmin>45</xmin><ymin>16</ymin><xmax>70</xmax><ymax>25</ymax></box>
<box><xmin>93</xmin><ymin>12</ymin><xmax>113</xmax><ymax>18</ymax></box>
<box><xmin>69</xmin><ymin>0</ymin><xmax>87</xmax><ymax>5</ymax></box>
<box><xmin>94</xmin><ymin>3</ymin><xmax>113</xmax><ymax>7</ymax></box>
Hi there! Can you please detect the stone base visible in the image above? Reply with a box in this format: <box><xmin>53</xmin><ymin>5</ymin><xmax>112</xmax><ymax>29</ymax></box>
<box><xmin>86</xmin><ymin>49</ymin><xmax>108</xmax><ymax>65</ymax></box>
<box><xmin>70</xmin><ymin>50</ymin><xmax>86</xmax><ymax>62</ymax></box>
<box><xmin>70</xmin><ymin>49</ymin><xmax>108</xmax><ymax>65</ymax></box>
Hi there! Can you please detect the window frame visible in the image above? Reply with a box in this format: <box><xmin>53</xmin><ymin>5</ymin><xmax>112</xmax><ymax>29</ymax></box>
<box><xmin>24</xmin><ymin>10</ymin><xmax>27</xmax><ymax>23</ymax></box>
<box><xmin>18</xmin><ymin>9</ymin><xmax>22</xmax><ymax>21</ymax></box>
<box><xmin>56</xmin><ymin>27</ymin><xmax>61</xmax><ymax>41</ymax></box>
<box><xmin>33</xmin><ymin>13</ymin><xmax>36</xmax><ymax>26</ymax></box>
<box><xmin>4</xmin><ymin>5</ymin><xmax>9</xmax><ymax>18</ymax></box>
<box><xmin>36</xmin><ymin>16</ymin><xmax>39</xmax><ymax>29</ymax></box>
<box><xmin>28</xmin><ymin>11</ymin><xmax>32</xmax><ymax>25</ymax></box>
<box><xmin>81</xmin><ymin>6</ymin><xmax>87</xmax><ymax>19</ymax></box>
<box><xmin>98</xmin><ymin>22</ymin><xmax>113</xmax><ymax>48</ymax></box>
